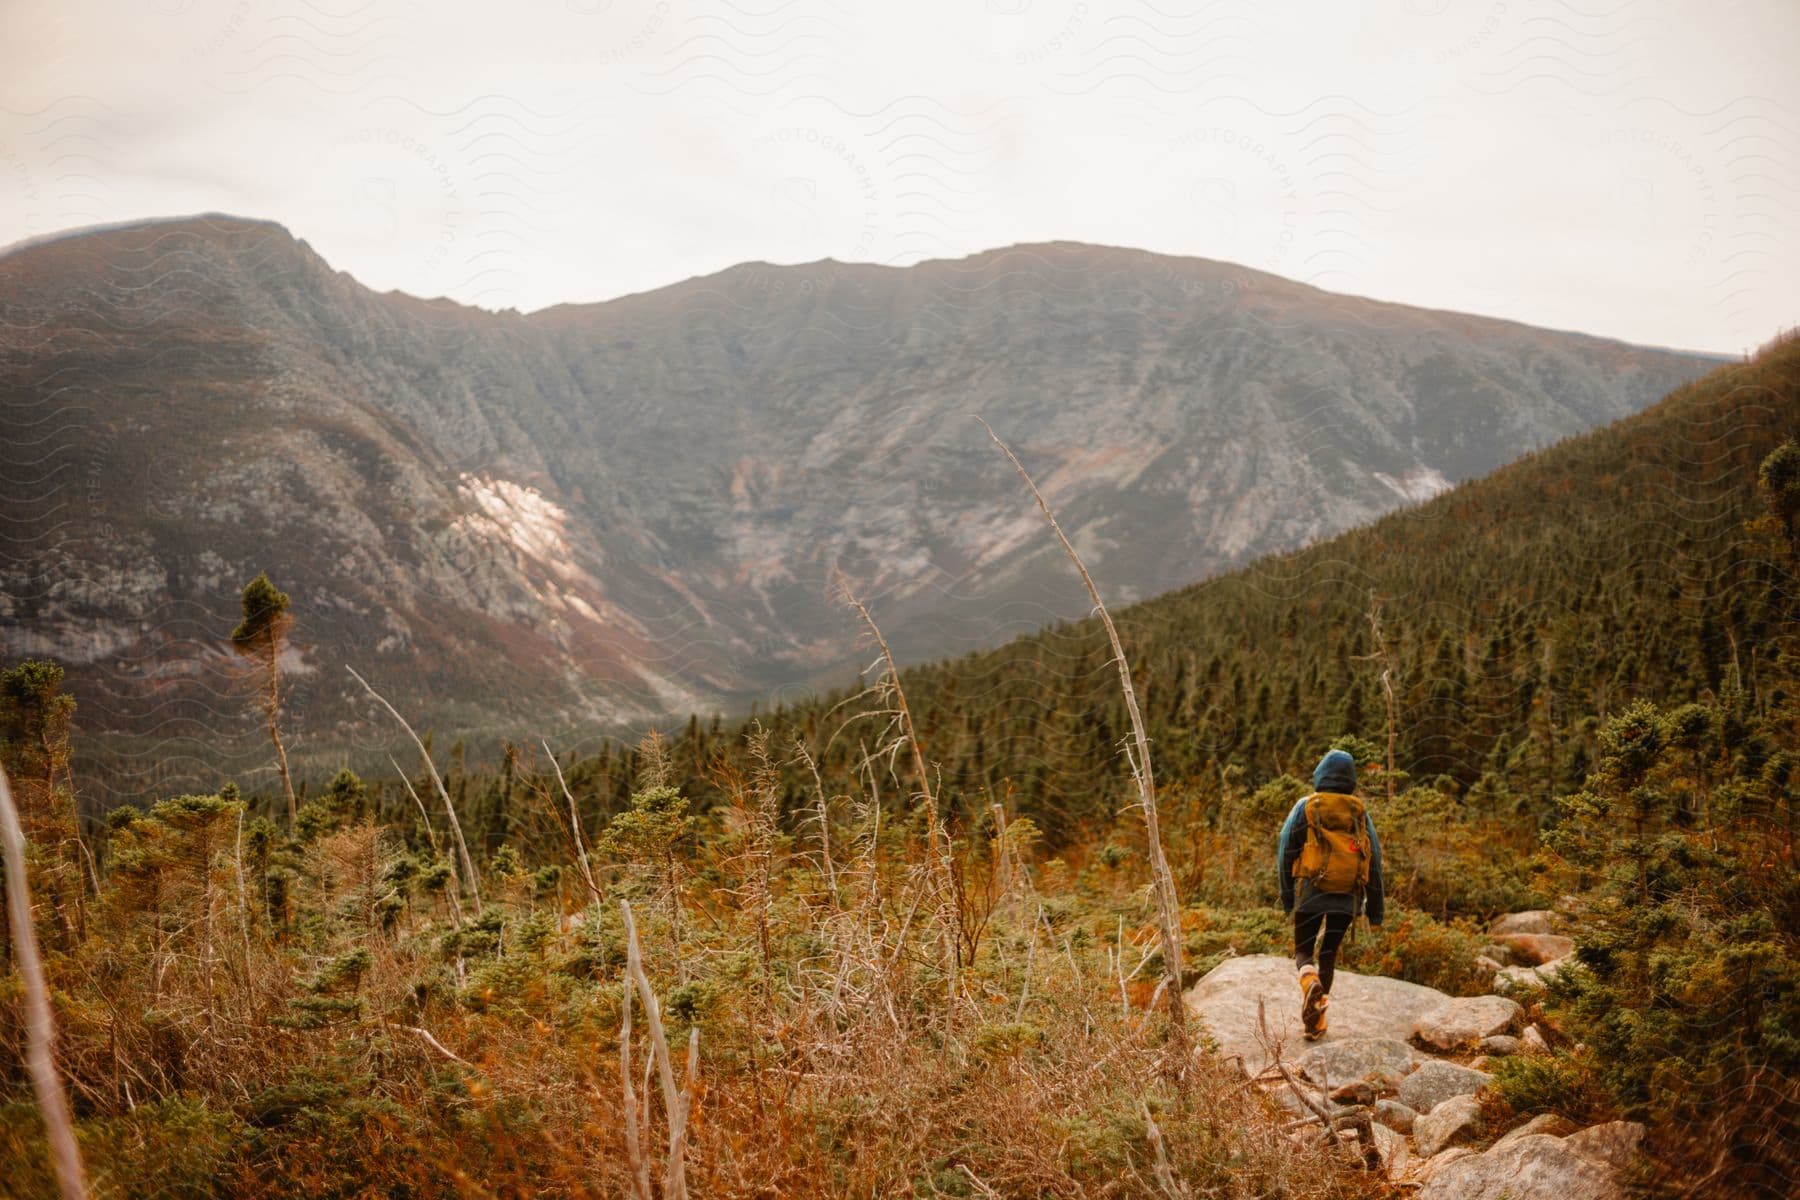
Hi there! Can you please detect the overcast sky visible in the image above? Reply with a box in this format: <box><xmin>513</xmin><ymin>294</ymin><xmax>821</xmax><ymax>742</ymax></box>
<box><xmin>3</xmin><ymin>0</ymin><xmax>1795</xmax><ymax>354</ymax></box>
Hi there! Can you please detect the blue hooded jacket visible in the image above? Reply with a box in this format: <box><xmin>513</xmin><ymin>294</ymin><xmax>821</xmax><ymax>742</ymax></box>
<box><xmin>1277</xmin><ymin>750</ymin><xmax>1385</xmax><ymax>923</ymax></box>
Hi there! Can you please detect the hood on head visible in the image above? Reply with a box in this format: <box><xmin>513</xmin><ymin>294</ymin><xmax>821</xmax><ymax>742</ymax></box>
<box><xmin>1312</xmin><ymin>749</ymin><xmax>1357</xmax><ymax>794</ymax></box>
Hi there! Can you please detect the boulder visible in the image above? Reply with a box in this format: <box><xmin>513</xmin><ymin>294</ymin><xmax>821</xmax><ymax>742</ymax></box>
<box><xmin>1490</xmin><ymin>910</ymin><xmax>1557</xmax><ymax>937</ymax></box>
<box><xmin>1296</xmin><ymin>1037</ymin><xmax>1419</xmax><ymax>1089</ymax></box>
<box><xmin>1373</xmin><ymin>1098</ymin><xmax>1416</xmax><ymax>1133</ymax></box>
<box><xmin>1416</xmin><ymin>1131</ymin><xmax>1629</xmax><ymax>1200</ymax></box>
<box><xmin>1495</xmin><ymin>959</ymin><xmax>1568</xmax><ymax>994</ymax></box>
<box><xmin>1521</xmin><ymin>1024</ymin><xmax>1551</xmax><ymax>1055</ymax></box>
<box><xmin>1481</xmin><ymin>1034</ymin><xmax>1521</xmax><ymax>1056</ymax></box>
<box><xmin>1412</xmin><ymin>995</ymin><xmax>1522</xmax><ymax>1049</ymax></box>
<box><xmin>1412</xmin><ymin>1146</ymin><xmax>1476</xmax><ymax>1184</ymax></box>
<box><xmin>1184</xmin><ymin>955</ymin><xmax>1451</xmax><ymax>1075</ymax></box>
<box><xmin>1413</xmin><ymin>1092</ymin><xmax>1486</xmax><ymax>1157</ymax></box>
<box><xmin>1497</xmin><ymin>1112</ymin><xmax>1579</xmax><ymax>1144</ymax></box>
<box><xmin>1397</xmin><ymin>1059</ymin><xmax>1491</xmax><ymax>1114</ymax></box>
<box><xmin>1562</xmin><ymin>1121</ymin><xmax>1646</xmax><ymax>1174</ymax></box>
<box><xmin>1497</xmin><ymin>933</ymin><xmax>1575</xmax><ymax>966</ymax></box>
<box><xmin>1371</xmin><ymin>1121</ymin><xmax>1410</xmax><ymax>1177</ymax></box>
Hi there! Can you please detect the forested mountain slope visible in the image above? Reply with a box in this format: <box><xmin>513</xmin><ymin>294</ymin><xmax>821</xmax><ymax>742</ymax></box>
<box><xmin>656</xmin><ymin>335</ymin><xmax>1799</xmax><ymax>844</ymax></box>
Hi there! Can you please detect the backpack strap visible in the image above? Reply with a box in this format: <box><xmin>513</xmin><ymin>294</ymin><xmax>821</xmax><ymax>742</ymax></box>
<box><xmin>1302</xmin><ymin>794</ymin><xmax>1324</xmax><ymax>884</ymax></box>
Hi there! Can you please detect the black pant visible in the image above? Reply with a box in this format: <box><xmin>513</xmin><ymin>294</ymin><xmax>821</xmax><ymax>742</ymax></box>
<box><xmin>1294</xmin><ymin>910</ymin><xmax>1352</xmax><ymax>993</ymax></box>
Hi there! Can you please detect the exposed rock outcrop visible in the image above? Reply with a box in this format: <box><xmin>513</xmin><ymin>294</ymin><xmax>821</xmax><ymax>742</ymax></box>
<box><xmin>1397</xmin><ymin>1060</ymin><xmax>1491</xmax><ymax>1114</ymax></box>
<box><xmin>1412</xmin><ymin>995</ymin><xmax>1523</xmax><ymax>1050</ymax></box>
<box><xmin>1490</xmin><ymin>911</ymin><xmax>1558</xmax><ymax>937</ymax></box>
<box><xmin>1185</xmin><ymin>955</ymin><xmax>1450</xmax><ymax>1075</ymax></box>
<box><xmin>1296</xmin><ymin>1037</ymin><xmax>1419</xmax><ymax>1088</ymax></box>
<box><xmin>1415</xmin><ymin>1122</ymin><xmax>1647</xmax><ymax>1200</ymax></box>
<box><xmin>1413</xmin><ymin>1093</ymin><xmax>1486</xmax><ymax>1157</ymax></box>
<box><xmin>1497</xmin><ymin>933</ymin><xmax>1575</xmax><ymax>965</ymax></box>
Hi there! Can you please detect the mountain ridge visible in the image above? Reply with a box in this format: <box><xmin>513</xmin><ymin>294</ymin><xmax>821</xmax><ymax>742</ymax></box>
<box><xmin>6</xmin><ymin>214</ymin><xmax>1735</xmax><ymax>359</ymax></box>
<box><xmin>0</xmin><ymin>214</ymin><xmax>1721</xmax><ymax>801</ymax></box>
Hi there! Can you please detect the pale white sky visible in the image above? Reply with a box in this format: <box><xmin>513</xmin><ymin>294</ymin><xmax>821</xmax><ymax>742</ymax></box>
<box><xmin>3</xmin><ymin>0</ymin><xmax>1796</xmax><ymax>354</ymax></box>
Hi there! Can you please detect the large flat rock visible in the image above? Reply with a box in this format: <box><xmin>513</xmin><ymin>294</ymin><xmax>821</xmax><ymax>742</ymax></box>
<box><xmin>1416</xmin><ymin>1130</ymin><xmax>1635</xmax><ymax>1200</ymax></box>
<box><xmin>1184</xmin><ymin>954</ymin><xmax>1451</xmax><ymax>1075</ymax></box>
<box><xmin>1412</xmin><ymin>995</ymin><xmax>1522</xmax><ymax>1049</ymax></box>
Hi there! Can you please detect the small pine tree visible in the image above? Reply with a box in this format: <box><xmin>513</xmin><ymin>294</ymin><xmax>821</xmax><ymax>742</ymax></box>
<box><xmin>601</xmin><ymin>783</ymin><xmax>694</xmax><ymax>960</ymax></box>
<box><xmin>230</xmin><ymin>574</ymin><xmax>297</xmax><ymax>831</ymax></box>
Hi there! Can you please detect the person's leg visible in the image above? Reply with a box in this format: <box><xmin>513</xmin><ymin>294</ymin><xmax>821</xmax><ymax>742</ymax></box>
<box><xmin>1294</xmin><ymin>908</ymin><xmax>1328</xmax><ymax>1036</ymax></box>
<box><xmin>1293</xmin><ymin>909</ymin><xmax>1323</xmax><ymax>973</ymax></box>
<box><xmin>1316</xmin><ymin>911</ymin><xmax>1353</xmax><ymax>993</ymax></box>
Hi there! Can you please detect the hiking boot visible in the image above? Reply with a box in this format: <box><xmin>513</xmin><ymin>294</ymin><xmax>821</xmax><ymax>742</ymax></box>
<box><xmin>1298</xmin><ymin>968</ymin><xmax>1328</xmax><ymax>1039</ymax></box>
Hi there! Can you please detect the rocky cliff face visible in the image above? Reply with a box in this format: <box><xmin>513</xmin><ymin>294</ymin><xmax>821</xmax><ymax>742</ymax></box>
<box><xmin>0</xmin><ymin>215</ymin><xmax>1716</xmax><ymax>796</ymax></box>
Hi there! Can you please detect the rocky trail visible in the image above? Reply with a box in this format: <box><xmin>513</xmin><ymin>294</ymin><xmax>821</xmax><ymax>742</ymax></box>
<box><xmin>1184</xmin><ymin>911</ymin><xmax>1645</xmax><ymax>1199</ymax></box>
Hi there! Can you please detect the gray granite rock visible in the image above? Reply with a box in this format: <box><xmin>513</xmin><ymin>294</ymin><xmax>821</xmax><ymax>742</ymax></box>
<box><xmin>1496</xmin><ymin>933</ymin><xmax>1575</xmax><ymax>965</ymax></box>
<box><xmin>1371</xmin><ymin>1121</ymin><xmax>1410</xmax><ymax>1177</ymax></box>
<box><xmin>1413</xmin><ymin>1092</ymin><xmax>1486</xmax><ymax>1157</ymax></box>
<box><xmin>1496</xmin><ymin>959</ymin><xmax>1569</xmax><ymax>994</ymax></box>
<box><xmin>1416</xmin><ymin>1130</ymin><xmax>1634</xmax><ymax>1200</ymax></box>
<box><xmin>1296</xmin><ymin>1036</ymin><xmax>1419</xmax><ymax>1089</ymax></box>
<box><xmin>1490</xmin><ymin>911</ymin><xmax>1557</xmax><ymax>937</ymax></box>
<box><xmin>1563</xmin><ymin>1121</ymin><xmax>1646</xmax><ymax>1174</ymax></box>
<box><xmin>1397</xmin><ymin>1059</ymin><xmax>1491</xmax><ymax>1114</ymax></box>
<box><xmin>1373</xmin><ymin>1098</ymin><xmax>1416</xmax><ymax>1133</ymax></box>
<box><xmin>1496</xmin><ymin>1112</ymin><xmax>1579</xmax><ymax>1144</ymax></box>
<box><xmin>1185</xmin><ymin>955</ymin><xmax>1450</xmax><ymax>1076</ymax></box>
<box><xmin>1412</xmin><ymin>995</ymin><xmax>1522</xmax><ymax>1049</ymax></box>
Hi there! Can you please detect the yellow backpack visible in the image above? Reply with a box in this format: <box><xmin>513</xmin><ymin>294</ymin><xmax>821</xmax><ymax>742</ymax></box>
<box><xmin>1292</xmin><ymin>792</ymin><xmax>1370</xmax><ymax>895</ymax></box>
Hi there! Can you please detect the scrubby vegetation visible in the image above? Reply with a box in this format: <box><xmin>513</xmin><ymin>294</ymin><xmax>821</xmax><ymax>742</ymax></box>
<box><xmin>2</xmin><ymin>702</ymin><xmax>1384</xmax><ymax>1198</ymax></box>
<box><xmin>3</xmin><ymin>338</ymin><xmax>1798</xmax><ymax>1196</ymax></box>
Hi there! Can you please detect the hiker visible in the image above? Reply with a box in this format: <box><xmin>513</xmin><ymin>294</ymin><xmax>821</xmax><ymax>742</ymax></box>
<box><xmin>1278</xmin><ymin>748</ymin><xmax>1384</xmax><ymax>1039</ymax></box>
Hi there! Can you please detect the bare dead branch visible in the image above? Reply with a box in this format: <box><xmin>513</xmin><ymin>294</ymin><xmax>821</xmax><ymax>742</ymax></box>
<box><xmin>621</xmin><ymin>899</ymin><xmax>699</xmax><ymax>1200</ymax></box>
<box><xmin>542</xmin><ymin>740</ymin><xmax>602</xmax><ymax>907</ymax></box>
<box><xmin>620</xmin><ymin>969</ymin><xmax>654</xmax><ymax>1200</ymax></box>
<box><xmin>349</xmin><ymin>667</ymin><xmax>481</xmax><ymax>914</ymax></box>
<box><xmin>0</xmin><ymin>763</ymin><xmax>88</xmax><ymax>1200</ymax></box>
<box><xmin>400</xmin><ymin>1024</ymin><xmax>474</xmax><ymax>1067</ymax></box>
<box><xmin>832</xmin><ymin>568</ymin><xmax>962</xmax><ymax>991</ymax></box>
<box><xmin>978</xmin><ymin>418</ymin><xmax>1187</xmax><ymax>1046</ymax></box>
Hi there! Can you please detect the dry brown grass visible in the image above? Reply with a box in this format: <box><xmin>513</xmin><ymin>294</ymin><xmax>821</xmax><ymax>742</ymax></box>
<box><xmin>2</xmin><ymin>722</ymin><xmax>1399</xmax><ymax>1199</ymax></box>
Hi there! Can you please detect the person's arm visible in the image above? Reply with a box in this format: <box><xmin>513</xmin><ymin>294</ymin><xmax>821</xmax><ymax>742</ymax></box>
<box><xmin>1364</xmin><ymin>813</ymin><xmax>1384</xmax><ymax>926</ymax></box>
<box><xmin>1277</xmin><ymin>797</ymin><xmax>1308</xmax><ymax>912</ymax></box>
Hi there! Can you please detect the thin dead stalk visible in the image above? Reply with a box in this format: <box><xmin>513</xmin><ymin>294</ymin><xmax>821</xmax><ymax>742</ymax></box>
<box><xmin>793</xmin><ymin>737</ymin><xmax>839</xmax><ymax>901</ymax></box>
<box><xmin>542</xmin><ymin>741</ymin><xmax>601</xmax><ymax>906</ymax></box>
<box><xmin>621</xmin><ymin>899</ymin><xmax>700</xmax><ymax>1200</ymax></box>
<box><xmin>390</xmin><ymin>757</ymin><xmax>462</xmax><ymax>927</ymax></box>
<box><xmin>391</xmin><ymin>756</ymin><xmax>441</xmax><ymax>855</ymax></box>
<box><xmin>400</xmin><ymin>1024</ymin><xmax>474</xmax><ymax>1067</ymax></box>
<box><xmin>833</xmin><ymin>569</ymin><xmax>961</xmax><ymax>990</ymax></box>
<box><xmin>1363</xmin><ymin>593</ymin><xmax>1398</xmax><ymax>806</ymax></box>
<box><xmin>979</xmin><ymin>419</ymin><xmax>1187</xmax><ymax>1047</ymax></box>
<box><xmin>234</xmin><ymin>805</ymin><xmax>252</xmax><ymax>986</ymax></box>
<box><xmin>620</xmin><ymin>965</ymin><xmax>654</xmax><ymax>1200</ymax></box>
<box><xmin>1142</xmin><ymin>1101</ymin><xmax>1190</xmax><ymax>1199</ymax></box>
<box><xmin>349</xmin><ymin>667</ymin><xmax>481</xmax><ymax>914</ymax></box>
<box><xmin>0</xmin><ymin>763</ymin><xmax>88</xmax><ymax>1200</ymax></box>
